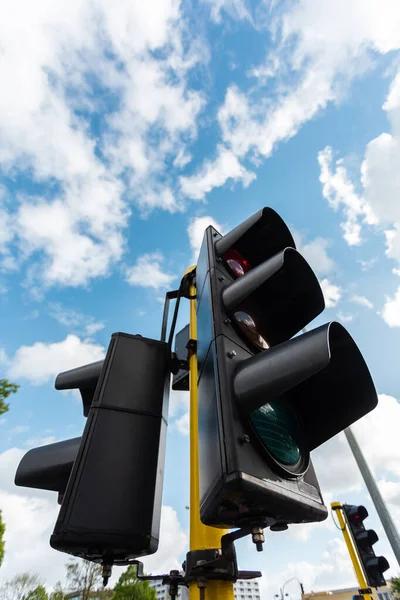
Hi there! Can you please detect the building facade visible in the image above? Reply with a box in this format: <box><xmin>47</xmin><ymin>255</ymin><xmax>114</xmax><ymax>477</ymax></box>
<box><xmin>303</xmin><ymin>585</ymin><xmax>393</xmax><ymax>600</ymax></box>
<box><xmin>149</xmin><ymin>578</ymin><xmax>261</xmax><ymax>600</ymax></box>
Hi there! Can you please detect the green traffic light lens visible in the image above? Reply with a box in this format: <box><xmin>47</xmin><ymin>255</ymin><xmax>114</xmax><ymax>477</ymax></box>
<box><xmin>249</xmin><ymin>401</ymin><xmax>302</xmax><ymax>466</ymax></box>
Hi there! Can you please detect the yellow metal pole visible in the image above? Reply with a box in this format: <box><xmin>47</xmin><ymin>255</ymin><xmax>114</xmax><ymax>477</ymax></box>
<box><xmin>187</xmin><ymin>270</ymin><xmax>234</xmax><ymax>600</ymax></box>
<box><xmin>331</xmin><ymin>502</ymin><xmax>373</xmax><ymax>600</ymax></box>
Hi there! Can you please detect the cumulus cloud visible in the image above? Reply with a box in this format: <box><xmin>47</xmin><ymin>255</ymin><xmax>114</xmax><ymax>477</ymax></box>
<box><xmin>337</xmin><ymin>311</ymin><xmax>354</xmax><ymax>323</ymax></box>
<box><xmin>49</xmin><ymin>303</ymin><xmax>104</xmax><ymax>337</ymax></box>
<box><xmin>320</xmin><ymin>61</ymin><xmax>400</xmax><ymax>281</ymax></box>
<box><xmin>180</xmin><ymin>145</ymin><xmax>255</xmax><ymax>200</ymax></box>
<box><xmin>6</xmin><ymin>335</ymin><xmax>104</xmax><ymax>385</ymax></box>
<box><xmin>380</xmin><ymin>286</ymin><xmax>400</xmax><ymax>327</ymax></box>
<box><xmin>175</xmin><ymin>412</ymin><xmax>190</xmax><ymax>436</ymax></box>
<box><xmin>313</xmin><ymin>394</ymin><xmax>400</xmax><ymax>496</ymax></box>
<box><xmin>318</xmin><ymin>147</ymin><xmax>377</xmax><ymax>246</ymax></box>
<box><xmin>0</xmin><ymin>0</ymin><xmax>205</xmax><ymax>290</ymax></box>
<box><xmin>320</xmin><ymin>278</ymin><xmax>341</xmax><ymax>308</ymax></box>
<box><xmin>187</xmin><ymin>215</ymin><xmax>224</xmax><ymax>261</ymax></box>
<box><xmin>351</xmin><ymin>294</ymin><xmax>374</xmax><ymax>309</ymax></box>
<box><xmin>294</xmin><ymin>232</ymin><xmax>335</xmax><ymax>276</ymax></box>
<box><xmin>187</xmin><ymin>1</ymin><xmax>400</xmax><ymax>206</ymax></box>
<box><xmin>125</xmin><ymin>252</ymin><xmax>177</xmax><ymax>290</ymax></box>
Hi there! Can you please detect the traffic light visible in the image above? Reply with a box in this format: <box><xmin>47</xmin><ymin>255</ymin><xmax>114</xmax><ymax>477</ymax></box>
<box><xmin>196</xmin><ymin>207</ymin><xmax>378</xmax><ymax>529</ymax></box>
<box><xmin>15</xmin><ymin>332</ymin><xmax>170</xmax><ymax>565</ymax></box>
<box><xmin>343</xmin><ymin>504</ymin><xmax>389</xmax><ymax>587</ymax></box>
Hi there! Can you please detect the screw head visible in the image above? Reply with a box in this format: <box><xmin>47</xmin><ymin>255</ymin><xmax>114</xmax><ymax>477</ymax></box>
<box><xmin>239</xmin><ymin>434</ymin><xmax>250</xmax><ymax>445</ymax></box>
<box><xmin>227</xmin><ymin>350</ymin><xmax>237</xmax><ymax>358</ymax></box>
<box><xmin>218</xmin><ymin>276</ymin><xmax>225</xmax><ymax>282</ymax></box>
<box><xmin>223</xmin><ymin>318</ymin><xmax>231</xmax><ymax>325</ymax></box>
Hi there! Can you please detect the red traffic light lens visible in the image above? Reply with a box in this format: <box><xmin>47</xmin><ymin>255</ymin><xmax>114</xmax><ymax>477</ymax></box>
<box><xmin>224</xmin><ymin>249</ymin><xmax>251</xmax><ymax>278</ymax></box>
<box><xmin>232</xmin><ymin>311</ymin><xmax>269</xmax><ymax>351</ymax></box>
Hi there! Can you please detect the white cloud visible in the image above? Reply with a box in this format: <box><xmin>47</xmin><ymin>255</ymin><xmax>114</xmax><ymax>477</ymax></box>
<box><xmin>351</xmin><ymin>294</ymin><xmax>374</xmax><ymax>309</ymax></box>
<box><xmin>337</xmin><ymin>311</ymin><xmax>353</xmax><ymax>323</ymax></box>
<box><xmin>24</xmin><ymin>436</ymin><xmax>58</xmax><ymax>449</ymax></box>
<box><xmin>175</xmin><ymin>412</ymin><xmax>190</xmax><ymax>435</ymax></box>
<box><xmin>320</xmin><ymin>278</ymin><xmax>341</xmax><ymax>308</ymax></box>
<box><xmin>169</xmin><ymin>388</ymin><xmax>189</xmax><ymax>417</ymax></box>
<box><xmin>173</xmin><ymin>148</ymin><xmax>192</xmax><ymax>169</ymax></box>
<box><xmin>258</xmin><ymin>537</ymin><xmax>356</xmax><ymax>600</ymax></box>
<box><xmin>294</xmin><ymin>233</ymin><xmax>335</xmax><ymax>275</ymax></box>
<box><xmin>49</xmin><ymin>303</ymin><xmax>104</xmax><ymax>338</ymax></box>
<box><xmin>318</xmin><ymin>147</ymin><xmax>377</xmax><ymax>246</ymax></box>
<box><xmin>180</xmin><ymin>145</ymin><xmax>255</xmax><ymax>201</ymax></box>
<box><xmin>0</xmin><ymin>0</ymin><xmax>205</xmax><ymax>290</ymax></box>
<box><xmin>9</xmin><ymin>425</ymin><xmax>30</xmax><ymax>435</ymax></box>
<box><xmin>321</xmin><ymin>64</ymin><xmax>400</xmax><ymax>271</ymax></box>
<box><xmin>380</xmin><ymin>286</ymin><xmax>400</xmax><ymax>327</ymax></box>
<box><xmin>313</xmin><ymin>394</ymin><xmax>400</xmax><ymax>498</ymax></box>
<box><xmin>201</xmin><ymin>0</ymin><xmax>252</xmax><ymax>24</ymax></box>
<box><xmin>187</xmin><ymin>215</ymin><xmax>223</xmax><ymax>261</ymax></box>
<box><xmin>188</xmin><ymin>1</ymin><xmax>400</xmax><ymax>203</ymax></box>
<box><xmin>125</xmin><ymin>252</ymin><xmax>177</xmax><ymax>290</ymax></box>
<box><xmin>358</xmin><ymin>258</ymin><xmax>377</xmax><ymax>271</ymax></box>
<box><xmin>7</xmin><ymin>335</ymin><xmax>104</xmax><ymax>385</ymax></box>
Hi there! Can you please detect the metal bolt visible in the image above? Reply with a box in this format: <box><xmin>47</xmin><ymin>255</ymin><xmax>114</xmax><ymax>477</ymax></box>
<box><xmin>217</xmin><ymin>257</ymin><xmax>223</xmax><ymax>262</ymax></box>
<box><xmin>213</xmin><ymin>232</ymin><xmax>218</xmax><ymax>237</ymax></box>
<box><xmin>223</xmin><ymin>318</ymin><xmax>231</xmax><ymax>325</ymax></box>
<box><xmin>239</xmin><ymin>434</ymin><xmax>250</xmax><ymax>445</ymax></box>
<box><xmin>227</xmin><ymin>350</ymin><xmax>237</xmax><ymax>358</ymax></box>
<box><xmin>218</xmin><ymin>276</ymin><xmax>225</xmax><ymax>282</ymax></box>
<box><xmin>251</xmin><ymin>526</ymin><xmax>265</xmax><ymax>552</ymax></box>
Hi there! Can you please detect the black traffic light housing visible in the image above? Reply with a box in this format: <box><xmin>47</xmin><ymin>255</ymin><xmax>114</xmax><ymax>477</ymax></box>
<box><xmin>343</xmin><ymin>504</ymin><xmax>389</xmax><ymax>587</ymax></box>
<box><xmin>196</xmin><ymin>207</ymin><xmax>378</xmax><ymax>529</ymax></box>
<box><xmin>15</xmin><ymin>332</ymin><xmax>170</xmax><ymax>566</ymax></box>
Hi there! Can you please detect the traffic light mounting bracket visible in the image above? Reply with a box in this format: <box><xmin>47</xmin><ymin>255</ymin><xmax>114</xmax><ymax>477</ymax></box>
<box><xmin>131</xmin><ymin>526</ymin><xmax>262</xmax><ymax>599</ymax></box>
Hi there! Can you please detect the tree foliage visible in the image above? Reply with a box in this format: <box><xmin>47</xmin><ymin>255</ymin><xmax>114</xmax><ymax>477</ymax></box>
<box><xmin>49</xmin><ymin>581</ymin><xmax>65</xmax><ymax>600</ymax></box>
<box><xmin>66</xmin><ymin>559</ymin><xmax>103</xmax><ymax>600</ymax></box>
<box><xmin>0</xmin><ymin>572</ymin><xmax>46</xmax><ymax>600</ymax></box>
<box><xmin>391</xmin><ymin>575</ymin><xmax>400</xmax><ymax>600</ymax></box>
<box><xmin>26</xmin><ymin>585</ymin><xmax>49</xmax><ymax>600</ymax></box>
<box><xmin>0</xmin><ymin>509</ymin><xmax>5</xmax><ymax>568</ymax></box>
<box><xmin>0</xmin><ymin>378</ymin><xmax>19</xmax><ymax>415</ymax></box>
<box><xmin>112</xmin><ymin>565</ymin><xmax>157</xmax><ymax>600</ymax></box>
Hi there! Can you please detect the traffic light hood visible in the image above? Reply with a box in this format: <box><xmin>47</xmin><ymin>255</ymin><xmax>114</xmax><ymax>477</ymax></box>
<box><xmin>234</xmin><ymin>321</ymin><xmax>378</xmax><ymax>451</ymax></box>
<box><xmin>15</xmin><ymin>437</ymin><xmax>81</xmax><ymax>493</ymax></box>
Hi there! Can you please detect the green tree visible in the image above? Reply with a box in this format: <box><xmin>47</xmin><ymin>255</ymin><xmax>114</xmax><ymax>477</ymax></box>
<box><xmin>65</xmin><ymin>559</ymin><xmax>103</xmax><ymax>600</ymax></box>
<box><xmin>0</xmin><ymin>379</ymin><xmax>18</xmax><ymax>569</ymax></box>
<box><xmin>391</xmin><ymin>575</ymin><xmax>400</xmax><ymax>600</ymax></box>
<box><xmin>0</xmin><ymin>509</ymin><xmax>5</xmax><ymax>568</ymax></box>
<box><xmin>0</xmin><ymin>572</ymin><xmax>44</xmax><ymax>600</ymax></box>
<box><xmin>0</xmin><ymin>379</ymin><xmax>19</xmax><ymax>415</ymax></box>
<box><xmin>49</xmin><ymin>581</ymin><xmax>65</xmax><ymax>600</ymax></box>
<box><xmin>112</xmin><ymin>565</ymin><xmax>156</xmax><ymax>600</ymax></box>
<box><xmin>26</xmin><ymin>585</ymin><xmax>49</xmax><ymax>600</ymax></box>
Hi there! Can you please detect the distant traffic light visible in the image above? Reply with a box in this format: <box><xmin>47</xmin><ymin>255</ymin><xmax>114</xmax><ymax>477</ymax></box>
<box><xmin>343</xmin><ymin>504</ymin><xmax>389</xmax><ymax>587</ymax></box>
<box><xmin>16</xmin><ymin>332</ymin><xmax>170</xmax><ymax>566</ymax></box>
<box><xmin>195</xmin><ymin>207</ymin><xmax>378</xmax><ymax>529</ymax></box>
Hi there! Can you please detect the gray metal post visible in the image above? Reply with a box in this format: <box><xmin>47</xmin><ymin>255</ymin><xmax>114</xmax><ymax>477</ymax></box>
<box><xmin>345</xmin><ymin>426</ymin><xmax>400</xmax><ymax>566</ymax></box>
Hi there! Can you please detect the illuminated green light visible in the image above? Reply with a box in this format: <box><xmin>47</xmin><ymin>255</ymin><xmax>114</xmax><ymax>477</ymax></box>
<box><xmin>249</xmin><ymin>401</ymin><xmax>301</xmax><ymax>466</ymax></box>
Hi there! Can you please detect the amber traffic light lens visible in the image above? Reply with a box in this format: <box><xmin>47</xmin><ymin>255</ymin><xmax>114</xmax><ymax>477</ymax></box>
<box><xmin>232</xmin><ymin>311</ymin><xmax>269</xmax><ymax>350</ymax></box>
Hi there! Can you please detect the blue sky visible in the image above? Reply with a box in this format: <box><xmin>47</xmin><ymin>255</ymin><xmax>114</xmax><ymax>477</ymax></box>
<box><xmin>1</xmin><ymin>0</ymin><xmax>400</xmax><ymax>596</ymax></box>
